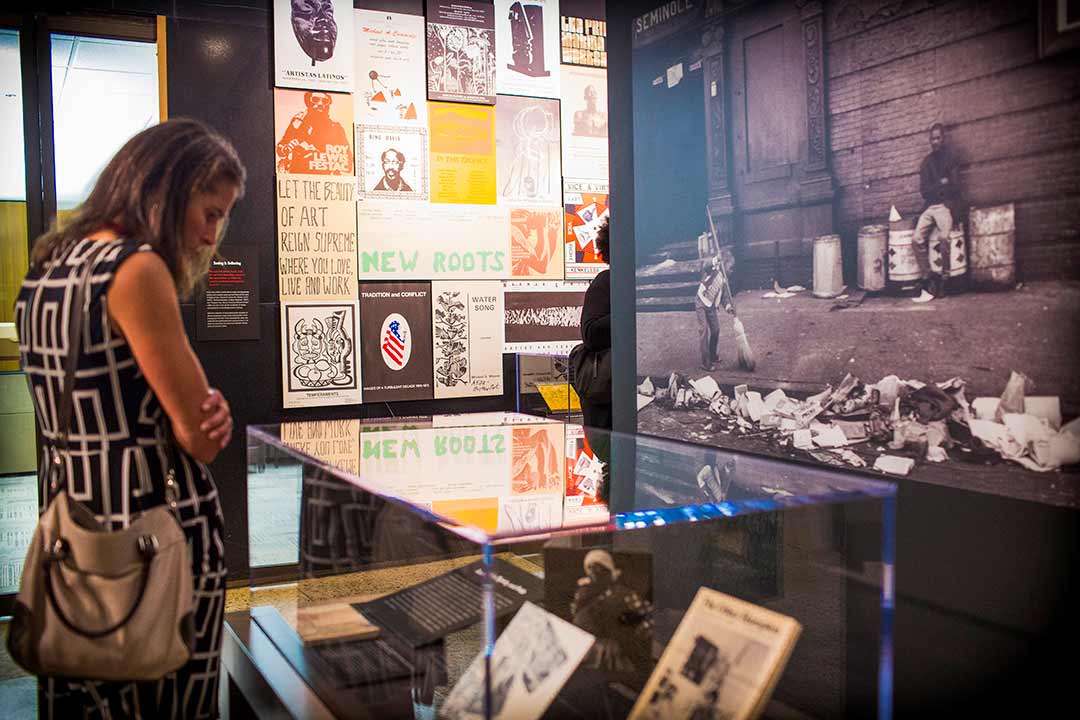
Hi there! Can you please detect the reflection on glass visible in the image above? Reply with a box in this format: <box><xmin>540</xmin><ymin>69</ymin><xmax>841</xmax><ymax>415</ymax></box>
<box><xmin>51</xmin><ymin>34</ymin><xmax>159</xmax><ymax>210</ymax></box>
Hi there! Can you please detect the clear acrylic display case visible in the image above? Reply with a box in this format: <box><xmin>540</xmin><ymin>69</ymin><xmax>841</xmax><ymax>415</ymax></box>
<box><xmin>239</xmin><ymin>413</ymin><xmax>896</xmax><ymax>719</ymax></box>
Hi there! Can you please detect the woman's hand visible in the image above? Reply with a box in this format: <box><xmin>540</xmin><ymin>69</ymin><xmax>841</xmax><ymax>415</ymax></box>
<box><xmin>199</xmin><ymin>388</ymin><xmax>233</xmax><ymax>449</ymax></box>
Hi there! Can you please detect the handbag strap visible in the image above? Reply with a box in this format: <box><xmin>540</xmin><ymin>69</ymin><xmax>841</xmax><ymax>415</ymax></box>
<box><xmin>41</xmin><ymin>534</ymin><xmax>159</xmax><ymax>639</ymax></box>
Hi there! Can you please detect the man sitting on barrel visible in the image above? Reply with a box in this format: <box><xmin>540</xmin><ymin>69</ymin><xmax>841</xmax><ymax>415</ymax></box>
<box><xmin>912</xmin><ymin>122</ymin><xmax>961</xmax><ymax>303</ymax></box>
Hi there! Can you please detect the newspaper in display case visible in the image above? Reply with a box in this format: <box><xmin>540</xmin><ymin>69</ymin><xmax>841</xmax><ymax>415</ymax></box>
<box><xmin>629</xmin><ymin>587</ymin><xmax>802</xmax><ymax>720</ymax></box>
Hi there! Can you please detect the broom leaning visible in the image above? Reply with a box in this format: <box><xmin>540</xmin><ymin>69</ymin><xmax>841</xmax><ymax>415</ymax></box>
<box><xmin>705</xmin><ymin>203</ymin><xmax>756</xmax><ymax>371</ymax></box>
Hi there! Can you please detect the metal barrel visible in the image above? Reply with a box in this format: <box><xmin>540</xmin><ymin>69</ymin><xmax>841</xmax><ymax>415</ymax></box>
<box><xmin>969</xmin><ymin>204</ymin><xmax>1015</xmax><ymax>289</ymax></box>
<box><xmin>887</xmin><ymin>217</ymin><xmax>921</xmax><ymax>286</ymax></box>
<box><xmin>812</xmin><ymin>234</ymin><xmax>843</xmax><ymax>298</ymax></box>
<box><xmin>929</xmin><ymin>224</ymin><xmax>967</xmax><ymax>278</ymax></box>
<box><xmin>857</xmin><ymin>224</ymin><xmax>888</xmax><ymax>291</ymax></box>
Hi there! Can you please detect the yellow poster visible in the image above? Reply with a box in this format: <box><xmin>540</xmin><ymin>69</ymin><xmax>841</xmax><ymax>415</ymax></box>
<box><xmin>429</xmin><ymin>101</ymin><xmax>496</xmax><ymax>204</ymax></box>
<box><xmin>537</xmin><ymin>382</ymin><xmax>581</xmax><ymax>412</ymax></box>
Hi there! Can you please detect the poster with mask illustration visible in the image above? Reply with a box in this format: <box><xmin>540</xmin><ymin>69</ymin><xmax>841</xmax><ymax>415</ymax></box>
<box><xmin>359</xmin><ymin>282</ymin><xmax>434</xmax><ymax>402</ymax></box>
<box><xmin>354</xmin><ymin>9</ymin><xmax>427</xmax><ymax>127</ymax></box>
<box><xmin>495</xmin><ymin>0</ymin><xmax>561</xmax><ymax>98</ymax></box>
<box><xmin>496</xmin><ymin>95</ymin><xmax>562</xmax><ymax>206</ymax></box>
<box><xmin>431</xmin><ymin>281</ymin><xmax>505</xmax><ymax>399</ymax></box>
<box><xmin>280</xmin><ymin>300</ymin><xmax>362</xmax><ymax>408</ymax></box>
<box><xmin>274</xmin><ymin>0</ymin><xmax>354</xmax><ymax>92</ymax></box>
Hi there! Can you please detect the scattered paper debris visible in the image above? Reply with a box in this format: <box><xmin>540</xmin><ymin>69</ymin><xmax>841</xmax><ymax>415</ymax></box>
<box><xmin>638</xmin><ymin>377</ymin><xmax>655</xmax><ymax>396</ymax></box>
<box><xmin>889</xmin><ymin>205</ymin><xmax>902</xmax><ymax>222</ymax></box>
<box><xmin>637</xmin><ymin>393</ymin><xmax>654</xmax><ymax>411</ymax></box>
<box><xmin>874</xmin><ymin>455</ymin><xmax>915</xmax><ymax>475</ymax></box>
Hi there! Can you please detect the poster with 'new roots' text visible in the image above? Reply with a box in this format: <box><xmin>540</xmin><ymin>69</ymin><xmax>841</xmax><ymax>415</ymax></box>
<box><xmin>359</xmin><ymin>282</ymin><xmax>434</xmax><ymax>402</ymax></box>
<box><xmin>432</xmin><ymin>281</ymin><xmax>505</xmax><ymax>399</ymax></box>
<box><xmin>427</xmin><ymin>1</ymin><xmax>496</xmax><ymax>105</ymax></box>
<box><xmin>280</xmin><ymin>300</ymin><xmax>362</xmax><ymax>409</ymax></box>
<box><xmin>274</xmin><ymin>0</ymin><xmax>354</xmax><ymax>92</ymax></box>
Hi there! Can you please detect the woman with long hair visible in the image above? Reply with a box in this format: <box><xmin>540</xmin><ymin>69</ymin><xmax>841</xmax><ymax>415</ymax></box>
<box><xmin>14</xmin><ymin>118</ymin><xmax>246</xmax><ymax>718</ymax></box>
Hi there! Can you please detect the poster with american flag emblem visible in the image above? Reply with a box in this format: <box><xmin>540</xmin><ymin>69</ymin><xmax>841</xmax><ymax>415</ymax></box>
<box><xmin>359</xmin><ymin>281</ymin><xmax>434</xmax><ymax>402</ymax></box>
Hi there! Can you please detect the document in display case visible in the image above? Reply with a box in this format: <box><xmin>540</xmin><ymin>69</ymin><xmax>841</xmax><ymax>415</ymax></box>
<box><xmin>236</xmin><ymin>413</ymin><xmax>896</xmax><ymax>719</ymax></box>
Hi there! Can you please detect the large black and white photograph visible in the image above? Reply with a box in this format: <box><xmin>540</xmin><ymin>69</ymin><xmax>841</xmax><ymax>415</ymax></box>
<box><xmin>274</xmin><ymin>0</ymin><xmax>354</xmax><ymax>91</ymax></box>
<box><xmin>426</xmin><ymin>0</ymin><xmax>497</xmax><ymax>104</ymax></box>
<box><xmin>631</xmin><ymin>0</ymin><xmax>1080</xmax><ymax>504</ymax></box>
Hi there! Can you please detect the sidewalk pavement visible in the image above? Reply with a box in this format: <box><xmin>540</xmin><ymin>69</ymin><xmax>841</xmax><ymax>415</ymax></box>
<box><xmin>636</xmin><ymin>281</ymin><xmax>1080</xmax><ymax>416</ymax></box>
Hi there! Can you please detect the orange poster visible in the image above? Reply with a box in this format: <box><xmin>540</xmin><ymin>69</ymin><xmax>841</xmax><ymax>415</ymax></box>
<box><xmin>274</xmin><ymin>88</ymin><xmax>355</xmax><ymax>176</ymax></box>
<box><xmin>429</xmin><ymin>101</ymin><xmax>496</xmax><ymax>204</ymax></box>
<box><xmin>510</xmin><ymin>207</ymin><xmax>564</xmax><ymax>279</ymax></box>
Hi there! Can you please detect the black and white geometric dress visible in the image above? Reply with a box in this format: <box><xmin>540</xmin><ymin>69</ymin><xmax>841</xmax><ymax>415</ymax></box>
<box><xmin>15</xmin><ymin>237</ymin><xmax>227</xmax><ymax>719</ymax></box>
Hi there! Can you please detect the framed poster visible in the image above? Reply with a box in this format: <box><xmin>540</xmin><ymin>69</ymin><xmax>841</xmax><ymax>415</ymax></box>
<box><xmin>430</xmin><ymin>101</ymin><xmax>497</xmax><ymax>204</ymax></box>
<box><xmin>510</xmin><ymin>207</ymin><xmax>564</xmax><ymax>278</ymax></box>
<box><xmin>563</xmin><ymin>178</ymin><xmax>609</xmax><ymax>278</ymax></box>
<box><xmin>354</xmin><ymin>9</ymin><xmax>427</xmax><ymax>126</ymax></box>
<box><xmin>426</xmin><ymin>1</ymin><xmax>497</xmax><ymax>104</ymax></box>
<box><xmin>432</xmin><ymin>281</ymin><xmax>506</xmax><ymax>399</ymax></box>
<box><xmin>495</xmin><ymin>0</ymin><xmax>561</xmax><ymax>98</ymax></box>
<box><xmin>496</xmin><ymin>95</ymin><xmax>562</xmax><ymax>206</ymax></box>
<box><xmin>357</xmin><ymin>124</ymin><xmax>429</xmax><ymax>201</ymax></box>
<box><xmin>274</xmin><ymin>88</ymin><xmax>355</xmax><ymax>176</ymax></box>
<box><xmin>275</xmin><ymin>174</ymin><xmax>358</xmax><ymax>301</ymax></box>
<box><xmin>359</xmin><ymin>282</ymin><xmax>434</xmax><ymax>402</ymax></box>
<box><xmin>280</xmin><ymin>300</ymin><xmax>362</xmax><ymax>409</ymax></box>
<box><xmin>274</xmin><ymin>0</ymin><xmax>355</xmax><ymax>91</ymax></box>
<box><xmin>503</xmin><ymin>280</ymin><xmax>588</xmax><ymax>354</ymax></box>
<box><xmin>356</xmin><ymin>201</ymin><xmax>508</xmax><ymax>279</ymax></box>
<box><xmin>560</xmin><ymin>65</ymin><xmax>608</xmax><ymax>180</ymax></box>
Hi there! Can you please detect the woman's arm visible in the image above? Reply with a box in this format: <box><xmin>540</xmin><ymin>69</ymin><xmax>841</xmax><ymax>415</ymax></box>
<box><xmin>107</xmin><ymin>251</ymin><xmax>229</xmax><ymax>464</ymax></box>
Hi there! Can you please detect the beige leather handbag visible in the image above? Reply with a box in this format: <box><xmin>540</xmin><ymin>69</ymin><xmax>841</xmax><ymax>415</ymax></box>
<box><xmin>6</xmin><ymin>242</ymin><xmax>196</xmax><ymax>681</ymax></box>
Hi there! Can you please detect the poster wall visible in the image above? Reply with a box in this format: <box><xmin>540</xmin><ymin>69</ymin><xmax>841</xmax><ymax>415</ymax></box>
<box><xmin>496</xmin><ymin>95</ymin><xmax>562</xmax><ymax>206</ymax></box>
<box><xmin>563</xmin><ymin>178</ymin><xmax>608</xmax><ymax>278</ymax></box>
<box><xmin>275</xmin><ymin>88</ymin><xmax>355</xmax><ymax>176</ymax></box>
<box><xmin>430</xmin><ymin>101</ymin><xmax>498</xmax><ymax>204</ymax></box>
<box><xmin>503</xmin><ymin>281</ymin><xmax>588</xmax><ymax>354</ymax></box>
<box><xmin>426</xmin><ymin>1</ymin><xmax>497</xmax><ymax>105</ymax></box>
<box><xmin>510</xmin><ymin>207</ymin><xmax>564</xmax><ymax>278</ymax></box>
<box><xmin>353</xmin><ymin>9</ymin><xmax>427</xmax><ymax>127</ymax></box>
<box><xmin>359</xmin><ymin>282</ymin><xmax>434</xmax><ymax>402</ymax></box>
<box><xmin>274</xmin><ymin>0</ymin><xmax>355</xmax><ymax>92</ymax></box>
<box><xmin>560</xmin><ymin>65</ymin><xmax>608</xmax><ymax>180</ymax></box>
<box><xmin>495</xmin><ymin>0</ymin><xmax>561</xmax><ymax>98</ymax></box>
<box><xmin>281</xmin><ymin>300</ymin><xmax>362</xmax><ymax>408</ymax></box>
<box><xmin>432</xmin><ymin>281</ymin><xmax>506</xmax><ymax>399</ymax></box>
<box><xmin>356</xmin><ymin>202</ymin><xmax>508</xmax><ymax>279</ymax></box>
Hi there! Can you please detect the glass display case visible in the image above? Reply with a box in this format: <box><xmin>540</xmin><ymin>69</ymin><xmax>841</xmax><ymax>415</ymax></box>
<box><xmin>237</xmin><ymin>413</ymin><xmax>895</xmax><ymax>719</ymax></box>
